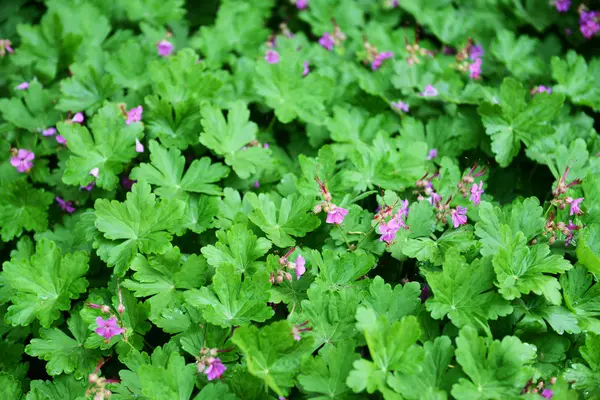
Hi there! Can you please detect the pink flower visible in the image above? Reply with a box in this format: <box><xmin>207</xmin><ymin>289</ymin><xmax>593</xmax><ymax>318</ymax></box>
<box><xmin>296</xmin><ymin>0</ymin><xmax>308</xmax><ymax>9</ymax></box>
<box><xmin>371</xmin><ymin>51</ymin><xmax>394</xmax><ymax>70</ymax></box>
<box><xmin>265</xmin><ymin>50</ymin><xmax>280</xmax><ymax>64</ymax></box>
<box><xmin>90</xmin><ymin>167</ymin><xmax>99</xmax><ymax>178</ymax></box>
<box><xmin>126</xmin><ymin>106</ymin><xmax>143</xmax><ymax>125</ymax></box>
<box><xmin>326</xmin><ymin>207</ymin><xmax>348</xmax><ymax>224</ymax></box>
<box><xmin>10</xmin><ymin>149</ymin><xmax>34</xmax><ymax>173</ymax></box>
<box><xmin>470</xmin><ymin>181</ymin><xmax>484</xmax><ymax>206</ymax></box>
<box><xmin>427</xmin><ymin>149</ymin><xmax>438</xmax><ymax>160</ymax></box>
<box><xmin>56</xmin><ymin>135</ymin><xmax>66</xmax><ymax>145</ymax></box>
<box><xmin>204</xmin><ymin>358</ymin><xmax>226</xmax><ymax>381</ymax></box>
<box><xmin>1</xmin><ymin>39</ymin><xmax>14</xmax><ymax>55</ymax></box>
<box><xmin>81</xmin><ymin>181</ymin><xmax>95</xmax><ymax>191</ymax></box>
<box><xmin>378</xmin><ymin>218</ymin><xmax>400</xmax><ymax>243</ymax></box>
<box><xmin>398</xmin><ymin>199</ymin><xmax>409</xmax><ymax>219</ymax></box>
<box><xmin>303</xmin><ymin>60</ymin><xmax>310</xmax><ymax>76</ymax></box>
<box><xmin>580</xmin><ymin>11</ymin><xmax>600</xmax><ymax>38</ymax></box>
<box><xmin>263</xmin><ymin>143</ymin><xmax>270</xmax><ymax>149</ymax></box>
<box><xmin>541</xmin><ymin>389</ymin><xmax>553</xmax><ymax>399</ymax></box>
<box><xmin>555</xmin><ymin>0</ymin><xmax>570</xmax><ymax>12</ymax></box>
<box><xmin>295</xmin><ymin>255</ymin><xmax>306</xmax><ymax>279</ymax></box>
<box><xmin>135</xmin><ymin>138</ymin><xmax>144</xmax><ymax>153</ymax></box>
<box><xmin>469</xmin><ymin>44</ymin><xmax>484</xmax><ymax>60</ymax></box>
<box><xmin>253</xmin><ymin>180</ymin><xmax>260</xmax><ymax>189</ymax></box>
<box><xmin>56</xmin><ymin>197</ymin><xmax>75</xmax><ymax>213</ymax></box>
<box><xmin>565</xmin><ymin>220</ymin><xmax>581</xmax><ymax>247</ymax></box>
<box><xmin>15</xmin><ymin>82</ymin><xmax>29</xmax><ymax>90</ymax></box>
<box><xmin>94</xmin><ymin>317</ymin><xmax>124</xmax><ymax>340</ymax></box>
<box><xmin>391</xmin><ymin>101</ymin><xmax>409</xmax><ymax>113</ymax></box>
<box><xmin>42</xmin><ymin>127</ymin><xmax>57</xmax><ymax>136</ymax></box>
<box><xmin>568</xmin><ymin>197</ymin><xmax>584</xmax><ymax>215</ymax></box>
<box><xmin>427</xmin><ymin>192</ymin><xmax>442</xmax><ymax>205</ymax></box>
<box><xmin>537</xmin><ymin>85</ymin><xmax>552</xmax><ymax>94</ymax></box>
<box><xmin>469</xmin><ymin>58</ymin><xmax>482</xmax><ymax>79</ymax></box>
<box><xmin>72</xmin><ymin>112</ymin><xmax>84</xmax><ymax>123</ymax></box>
<box><xmin>319</xmin><ymin>32</ymin><xmax>335</xmax><ymax>51</ymax></box>
<box><xmin>451</xmin><ymin>206</ymin><xmax>468</xmax><ymax>228</ymax></box>
<box><xmin>157</xmin><ymin>40</ymin><xmax>174</xmax><ymax>57</ymax></box>
<box><xmin>420</xmin><ymin>84</ymin><xmax>438</xmax><ymax>97</ymax></box>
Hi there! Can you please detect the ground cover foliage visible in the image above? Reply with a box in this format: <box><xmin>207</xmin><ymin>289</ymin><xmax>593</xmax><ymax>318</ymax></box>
<box><xmin>1</xmin><ymin>0</ymin><xmax>600</xmax><ymax>399</ymax></box>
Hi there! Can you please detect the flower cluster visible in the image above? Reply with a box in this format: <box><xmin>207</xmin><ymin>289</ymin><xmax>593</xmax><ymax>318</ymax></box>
<box><xmin>318</xmin><ymin>21</ymin><xmax>346</xmax><ymax>51</ymax></box>
<box><xmin>196</xmin><ymin>348</ymin><xmax>227</xmax><ymax>381</ymax></box>
<box><xmin>271</xmin><ymin>247</ymin><xmax>306</xmax><ymax>283</ymax></box>
<box><xmin>404</xmin><ymin>36</ymin><xmax>432</xmax><ymax>65</ymax></box>
<box><xmin>457</xmin><ymin>163</ymin><xmax>486</xmax><ymax>206</ymax></box>
<box><xmin>545</xmin><ymin>167</ymin><xmax>584</xmax><ymax>246</ymax></box>
<box><xmin>374</xmin><ymin>200</ymin><xmax>409</xmax><ymax>244</ymax></box>
<box><xmin>313</xmin><ymin>176</ymin><xmax>348</xmax><ymax>225</ymax></box>
<box><xmin>579</xmin><ymin>7</ymin><xmax>600</xmax><ymax>38</ymax></box>
<box><xmin>455</xmin><ymin>40</ymin><xmax>483</xmax><ymax>80</ymax></box>
<box><xmin>555</xmin><ymin>0</ymin><xmax>570</xmax><ymax>12</ymax></box>
<box><xmin>362</xmin><ymin>39</ymin><xmax>394</xmax><ymax>70</ymax></box>
<box><xmin>521</xmin><ymin>377</ymin><xmax>556</xmax><ymax>398</ymax></box>
<box><xmin>86</xmin><ymin>359</ymin><xmax>120</xmax><ymax>400</ymax></box>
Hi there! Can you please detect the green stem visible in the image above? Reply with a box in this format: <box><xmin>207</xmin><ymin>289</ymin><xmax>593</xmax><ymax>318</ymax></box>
<box><xmin>353</xmin><ymin>222</ymin><xmax>380</xmax><ymax>250</ymax></box>
<box><xmin>336</xmin><ymin>224</ymin><xmax>352</xmax><ymax>250</ymax></box>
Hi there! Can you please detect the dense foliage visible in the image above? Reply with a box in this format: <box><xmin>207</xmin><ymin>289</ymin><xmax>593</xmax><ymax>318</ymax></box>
<box><xmin>1</xmin><ymin>0</ymin><xmax>600</xmax><ymax>399</ymax></box>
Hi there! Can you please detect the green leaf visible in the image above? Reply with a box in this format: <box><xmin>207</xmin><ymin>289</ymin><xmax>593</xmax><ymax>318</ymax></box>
<box><xmin>347</xmin><ymin>309</ymin><xmax>423</xmax><ymax>395</ymax></box>
<box><xmin>247</xmin><ymin>193</ymin><xmax>321</xmax><ymax>248</ymax></box>
<box><xmin>298</xmin><ymin>339</ymin><xmax>360</xmax><ymax>400</ymax></box>
<box><xmin>403</xmin><ymin>227</ymin><xmax>476</xmax><ymax>266</ymax></box>
<box><xmin>137</xmin><ymin>353</ymin><xmax>196</xmax><ymax>400</ymax></box>
<box><xmin>477</xmin><ymin>78</ymin><xmax>564</xmax><ymax>167</ymax></box>
<box><xmin>122</xmin><ymin>247</ymin><xmax>208</xmax><ymax>324</ymax></box>
<box><xmin>425</xmin><ymin>250</ymin><xmax>512</xmax><ymax>328</ymax></box>
<box><xmin>512</xmin><ymin>296</ymin><xmax>580</xmax><ymax>335</ymax></box>
<box><xmin>3</xmin><ymin>238</ymin><xmax>89</xmax><ymax>327</ymax></box>
<box><xmin>565</xmin><ymin>333</ymin><xmax>600</xmax><ymax>397</ymax></box>
<box><xmin>94</xmin><ymin>181</ymin><xmax>185</xmax><ymax>275</ymax></box>
<box><xmin>0</xmin><ymin>81</ymin><xmax>60</xmax><ymax>132</ymax></box>
<box><xmin>360</xmin><ymin>276</ymin><xmax>421</xmax><ymax>324</ymax></box>
<box><xmin>475</xmin><ymin>198</ymin><xmax>545</xmax><ymax>257</ymax></box>
<box><xmin>131</xmin><ymin>140</ymin><xmax>230</xmax><ymax>199</ymax></box>
<box><xmin>58</xmin><ymin>102</ymin><xmax>144</xmax><ymax>190</ymax></box>
<box><xmin>451</xmin><ymin>326</ymin><xmax>536</xmax><ymax>400</ymax></box>
<box><xmin>232</xmin><ymin>320</ymin><xmax>314</xmax><ymax>397</ymax></box>
<box><xmin>200</xmin><ymin>101</ymin><xmax>269</xmax><ymax>179</ymax></box>
<box><xmin>25</xmin><ymin>312</ymin><xmax>100</xmax><ymax>378</ymax></box>
<box><xmin>184</xmin><ymin>263</ymin><xmax>273</xmax><ymax>327</ymax></box>
<box><xmin>577</xmin><ymin>225</ymin><xmax>600</xmax><ymax>275</ymax></box>
<box><xmin>388</xmin><ymin>336</ymin><xmax>455</xmax><ymax>400</ymax></box>
<box><xmin>26</xmin><ymin>375</ymin><xmax>87</xmax><ymax>400</ymax></box>
<box><xmin>56</xmin><ymin>62</ymin><xmax>119</xmax><ymax>115</ymax></box>
<box><xmin>310</xmin><ymin>249</ymin><xmax>376</xmax><ymax>288</ymax></box>
<box><xmin>195</xmin><ymin>382</ymin><xmax>239</xmax><ymax>400</ymax></box>
<box><xmin>561</xmin><ymin>264</ymin><xmax>600</xmax><ymax>333</ymax></box>
<box><xmin>123</xmin><ymin>0</ymin><xmax>185</xmax><ymax>25</ymax></box>
<box><xmin>201</xmin><ymin>223</ymin><xmax>272</xmax><ymax>273</ymax></box>
<box><xmin>551</xmin><ymin>51</ymin><xmax>600</xmax><ymax>110</ymax></box>
<box><xmin>0</xmin><ymin>181</ymin><xmax>54</xmax><ymax>241</ymax></box>
<box><xmin>105</xmin><ymin>38</ymin><xmax>153</xmax><ymax>92</ymax></box>
<box><xmin>144</xmin><ymin>96</ymin><xmax>201</xmax><ymax>150</ymax></box>
<box><xmin>491</xmin><ymin>30</ymin><xmax>545</xmax><ymax>80</ymax></box>
<box><xmin>492</xmin><ymin>227</ymin><xmax>572</xmax><ymax>304</ymax></box>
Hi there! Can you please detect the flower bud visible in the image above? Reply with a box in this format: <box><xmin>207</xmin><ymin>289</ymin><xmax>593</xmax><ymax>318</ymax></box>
<box><xmin>269</xmin><ymin>273</ymin><xmax>275</xmax><ymax>284</ymax></box>
<box><xmin>117</xmin><ymin>304</ymin><xmax>125</xmax><ymax>314</ymax></box>
<box><xmin>276</xmin><ymin>275</ymin><xmax>283</xmax><ymax>284</ymax></box>
<box><xmin>101</xmin><ymin>305</ymin><xmax>111</xmax><ymax>314</ymax></box>
<box><xmin>89</xmin><ymin>373</ymin><xmax>99</xmax><ymax>383</ymax></box>
<box><xmin>313</xmin><ymin>203</ymin><xmax>323</xmax><ymax>214</ymax></box>
<box><xmin>549</xmin><ymin>377</ymin><xmax>557</xmax><ymax>384</ymax></box>
<box><xmin>284</xmin><ymin>272</ymin><xmax>293</xmax><ymax>281</ymax></box>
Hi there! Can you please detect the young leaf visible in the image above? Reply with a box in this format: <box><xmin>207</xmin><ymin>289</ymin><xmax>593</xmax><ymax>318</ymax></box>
<box><xmin>565</xmin><ymin>333</ymin><xmax>600</xmax><ymax>397</ymax></box>
<box><xmin>0</xmin><ymin>180</ymin><xmax>54</xmax><ymax>241</ymax></box>
<box><xmin>131</xmin><ymin>140</ymin><xmax>230</xmax><ymax>199</ymax></box>
<box><xmin>0</xmin><ymin>81</ymin><xmax>60</xmax><ymax>132</ymax></box>
<box><xmin>27</xmin><ymin>375</ymin><xmax>87</xmax><ymax>400</ymax></box>
<box><xmin>551</xmin><ymin>51</ymin><xmax>600</xmax><ymax>110</ymax></box>
<box><xmin>184</xmin><ymin>263</ymin><xmax>274</xmax><ymax>327</ymax></box>
<box><xmin>451</xmin><ymin>326</ymin><xmax>536</xmax><ymax>400</ymax></box>
<box><xmin>425</xmin><ymin>250</ymin><xmax>513</xmax><ymax>328</ymax></box>
<box><xmin>561</xmin><ymin>265</ymin><xmax>600</xmax><ymax>333</ymax></box>
<box><xmin>360</xmin><ymin>276</ymin><xmax>421</xmax><ymax>324</ymax></box>
<box><xmin>3</xmin><ymin>238</ymin><xmax>89</xmax><ymax>328</ymax></box>
<box><xmin>310</xmin><ymin>249</ymin><xmax>376</xmax><ymax>288</ymax></box>
<box><xmin>247</xmin><ymin>193</ymin><xmax>321</xmax><ymax>248</ymax></box>
<box><xmin>144</xmin><ymin>96</ymin><xmax>201</xmax><ymax>150</ymax></box>
<box><xmin>56</xmin><ymin>63</ymin><xmax>119</xmax><ymax>115</ymax></box>
<box><xmin>137</xmin><ymin>351</ymin><xmax>197</xmax><ymax>400</ymax></box>
<box><xmin>58</xmin><ymin>102</ymin><xmax>144</xmax><ymax>190</ymax></box>
<box><xmin>232</xmin><ymin>320</ymin><xmax>314</xmax><ymax>397</ymax></box>
<box><xmin>94</xmin><ymin>181</ymin><xmax>185</xmax><ymax>275</ymax></box>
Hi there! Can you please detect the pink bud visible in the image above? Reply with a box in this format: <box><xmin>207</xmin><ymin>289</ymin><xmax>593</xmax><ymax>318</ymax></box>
<box><xmin>117</xmin><ymin>304</ymin><xmax>125</xmax><ymax>314</ymax></box>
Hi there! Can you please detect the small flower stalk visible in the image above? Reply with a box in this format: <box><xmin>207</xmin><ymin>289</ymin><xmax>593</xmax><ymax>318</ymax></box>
<box><xmin>196</xmin><ymin>348</ymin><xmax>228</xmax><ymax>381</ymax></box>
<box><xmin>457</xmin><ymin>163</ymin><xmax>486</xmax><ymax>201</ymax></box>
<box><xmin>521</xmin><ymin>377</ymin><xmax>556</xmax><ymax>398</ymax></box>
<box><xmin>318</xmin><ymin>20</ymin><xmax>346</xmax><ymax>51</ymax></box>
<box><xmin>271</xmin><ymin>247</ymin><xmax>306</xmax><ymax>284</ymax></box>
<box><xmin>313</xmin><ymin>175</ymin><xmax>348</xmax><ymax>225</ymax></box>
<box><xmin>291</xmin><ymin>321</ymin><xmax>312</xmax><ymax>341</ymax></box>
<box><xmin>86</xmin><ymin>359</ymin><xmax>120</xmax><ymax>400</ymax></box>
<box><xmin>404</xmin><ymin>36</ymin><xmax>432</xmax><ymax>66</ymax></box>
<box><xmin>545</xmin><ymin>167</ymin><xmax>585</xmax><ymax>246</ymax></box>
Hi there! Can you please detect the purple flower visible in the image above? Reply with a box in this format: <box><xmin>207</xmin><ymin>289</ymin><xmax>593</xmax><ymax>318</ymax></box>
<box><xmin>568</xmin><ymin>197</ymin><xmax>584</xmax><ymax>215</ymax></box>
<box><xmin>15</xmin><ymin>82</ymin><xmax>29</xmax><ymax>90</ymax></box>
<box><xmin>10</xmin><ymin>149</ymin><xmax>34</xmax><ymax>173</ymax></box>
<box><xmin>135</xmin><ymin>138</ymin><xmax>144</xmax><ymax>153</ymax></box>
<box><xmin>126</xmin><ymin>106</ymin><xmax>143</xmax><ymax>125</ymax></box>
<box><xmin>303</xmin><ymin>60</ymin><xmax>310</xmax><ymax>76</ymax></box>
<box><xmin>56</xmin><ymin>197</ymin><xmax>75</xmax><ymax>213</ymax></box>
<box><xmin>204</xmin><ymin>358</ymin><xmax>226</xmax><ymax>381</ymax></box>
<box><xmin>420</xmin><ymin>84</ymin><xmax>438</xmax><ymax>97</ymax></box>
<box><xmin>253</xmin><ymin>180</ymin><xmax>260</xmax><ymax>189</ymax></box>
<box><xmin>537</xmin><ymin>85</ymin><xmax>552</xmax><ymax>94</ymax></box>
<box><xmin>469</xmin><ymin>44</ymin><xmax>484</xmax><ymax>60</ymax></box>
<box><xmin>541</xmin><ymin>389</ymin><xmax>553</xmax><ymax>399</ymax></box>
<box><xmin>451</xmin><ymin>206</ymin><xmax>468</xmax><ymax>228</ymax></box>
<box><xmin>378</xmin><ymin>218</ymin><xmax>400</xmax><ymax>243</ymax></box>
<box><xmin>157</xmin><ymin>40</ymin><xmax>174</xmax><ymax>57</ymax></box>
<box><xmin>81</xmin><ymin>181</ymin><xmax>95</xmax><ymax>191</ymax></box>
<box><xmin>319</xmin><ymin>32</ymin><xmax>335</xmax><ymax>51</ymax></box>
<box><xmin>391</xmin><ymin>100</ymin><xmax>409</xmax><ymax>113</ymax></box>
<box><xmin>265</xmin><ymin>50</ymin><xmax>280</xmax><ymax>64</ymax></box>
<box><xmin>420</xmin><ymin>284</ymin><xmax>431</xmax><ymax>302</ymax></box>
<box><xmin>296</xmin><ymin>0</ymin><xmax>308</xmax><ymax>9</ymax></box>
<box><xmin>427</xmin><ymin>149</ymin><xmax>438</xmax><ymax>160</ymax></box>
<box><xmin>443</xmin><ymin>46</ymin><xmax>456</xmax><ymax>55</ymax></box>
<box><xmin>121</xmin><ymin>176</ymin><xmax>136</xmax><ymax>191</ymax></box>
<box><xmin>565</xmin><ymin>220</ymin><xmax>581</xmax><ymax>247</ymax></box>
<box><xmin>56</xmin><ymin>135</ymin><xmax>66</xmax><ymax>145</ymax></box>
<box><xmin>469</xmin><ymin>58</ymin><xmax>482</xmax><ymax>79</ymax></box>
<box><xmin>371</xmin><ymin>51</ymin><xmax>394</xmax><ymax>70</ymax></box>
<box><xmin>94</xmin><ymin>317</ymin><xmax>124</xmax><ymax>340</ymax></box>
<box><xmin>72</xmin><ymin>112</ymin><xmax>84</xmax><ymax>124</ymax></box>
<box><xmin>295</xmin><ymin>255</ymin><xmax>306</xmax><ymax>279</ymax></box>
<box><xmin>580</xmin><ymin>11</ymin><xmax>600</xmax><ymax>38</ymax></box>
<box><xmin>427</xmin><ymin>192</ymin><xmax>442</xmax><ymax>205</ymax></box>
<box><xmin>263</xmin><ymin>143</ymin><xmax>270</xmax><ymax>149</ymax></box>
<box><xmin>398</xmin><ymin>199</ymin><xmax>410</xmax><ymax>219</ymax></box>
<box><xmin>470</xmin><ymin>181</ymin><xmax>484</xmax><ymax>206</ymax></box>
<box><xmin>1</xmin><ymin>39</ymin><xmax>14</xmax><ymax>55</ymax></box>
<box><xmin>42</xmin><ymin>127</ymin><xmax>57</xmax><ymax>136</ymax></box>
<box><xmin>90</xmin><ymin>167</ymin><xmax>99</xmax><ymax>178</ymax></box>
<box><xmin>326</xmin><ymin>207</ymin><xmax>348</xmax><ymax>225</ymax></box>
<box><xmin>555</xmin><ymin>0</ymin><xmax>570</xmax><ymax>12</ymax></box>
